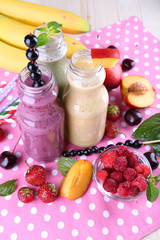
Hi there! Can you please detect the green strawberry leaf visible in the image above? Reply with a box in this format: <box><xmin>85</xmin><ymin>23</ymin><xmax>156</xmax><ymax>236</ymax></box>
<box><xmin>36</xmin><ymin>32</ymin><xmax>50</xmax><ymax>48</ymax></box>
<box><xmin>146</xmin><ymin>181</ymin><xmax>159</xmax><ymax>202</ymax></box>
<box><xmin>57</xmin><ymin>157</ymin><xmax>77</xmax><ymax>176</ymax></box>
<box><xmin>47</xmin><ymin>21</ymin><xmax>62</xmax><ymax>30</ymax></box>
<box><xmin>0</xmin><ymin>179</ymin><xmax>16</xmax><ymax>196</ymax></box>
<box><xmin>36</xmin><ymin>27</ymin><xmax>48</xmax><ymax>32</ymax></box>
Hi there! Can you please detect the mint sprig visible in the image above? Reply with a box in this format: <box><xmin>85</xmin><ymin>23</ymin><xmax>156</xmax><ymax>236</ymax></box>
<box><xmin>146</xmin><ymin>174</ymin><xmax>160</xmax><ymax>202</ymax></box>
<box><xmin>0</xmin><ymin>179</ymin><xmax>16</xmax><ymax>196</ymax></box>
<box><xmin>36</xmin><ymin>21</ymin><xmax>62</xmax><ymax>48</ymax></box>
<box><xmin>57</xmin><ymin>157</ymin><xmax>77</xmax><ymax>176</ymax></box>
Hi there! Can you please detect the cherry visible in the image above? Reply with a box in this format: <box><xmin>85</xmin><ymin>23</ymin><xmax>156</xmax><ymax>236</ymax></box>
<box><xmin>124</xmin><ymin>109</ymin><xmax>142</xmax><ymax>126</ymax></box>
<box><xmin>24</xmin><ymin>34</ymin><xmax>38</xmax><ymax>48</ymax></box>
<box><xmin>144</xmin><ymin>152</ymin><xmax>159</xmax><ymax>170</ymax></box>
<box><xmin>0</xmin><ymin>128</ymin><xmax>5</xmax><ymax>141</ymax></box>
<box><xmin>121</xmin><ymin>58</ymin><xmax>135</xmax><ymax>71</ymax></box>
<box><xmin>0</xmin><ymin>136</ymin><xmax>20</xmax><ymax>169</ymax></box>
<box><xmin>107</xmin><ymin>45</ymin><xmax>117</xmax><ymax>49</ymax></box>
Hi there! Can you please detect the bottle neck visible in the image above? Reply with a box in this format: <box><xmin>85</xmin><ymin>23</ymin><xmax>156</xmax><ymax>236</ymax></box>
<box><xmin>34</xmin><ymin>25</ymin><xmax>67</xmax><ymax>62</ymax></box>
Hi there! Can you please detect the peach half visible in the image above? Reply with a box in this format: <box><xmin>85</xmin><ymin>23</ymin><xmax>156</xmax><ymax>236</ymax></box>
<box><xmin>121</xmin><ymin>75</ymin><xmax>156</xmax><ymax>108</ymax></box>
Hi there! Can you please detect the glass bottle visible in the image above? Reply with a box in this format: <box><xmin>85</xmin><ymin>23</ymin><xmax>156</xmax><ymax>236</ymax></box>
<box><xmin>17</xmin><ymin>64</ymin><xmax>65</xmax><ymax>162</ymax></box>
<box><xmin>34</xmin><ymin>24</ymin><xmax>69</xmax><ymax>100</ymax></box>
<box><xmin>63</xmin><ymin>49</ymin><xmax>109</xmax><ymax>147</ymax></box>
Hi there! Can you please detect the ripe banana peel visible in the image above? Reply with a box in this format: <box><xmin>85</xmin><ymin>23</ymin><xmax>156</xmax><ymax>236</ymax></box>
<box><xmin>0</xmin><ymin>0</ymin><xmax>90</xmax><ymax>34</ymax></box>
<box><xmin>0</xmin><ymin>14</ymin><xmax>86</xmax><ymax>61</ymax></box>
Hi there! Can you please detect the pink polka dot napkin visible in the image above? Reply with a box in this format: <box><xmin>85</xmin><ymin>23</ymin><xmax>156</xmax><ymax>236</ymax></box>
<box><xmin>0</xmin><ymin>16</ymin><xmax>160</xmax><ymax>240</ymax></box>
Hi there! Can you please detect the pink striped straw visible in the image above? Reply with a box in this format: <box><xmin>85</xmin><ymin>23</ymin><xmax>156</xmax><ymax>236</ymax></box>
<box><xmin>0</xmin><ymin>95</ymin><xmax>19</xmax><ymax>114</ymax></box>
<box><xmin>0</xmin><ymin>117</ymin><xmax>17</xmax><ymax>124</ymax></box>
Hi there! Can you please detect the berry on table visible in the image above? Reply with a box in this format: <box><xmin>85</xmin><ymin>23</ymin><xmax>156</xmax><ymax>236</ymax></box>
<box><xmin>124</xmin><ymin>139</ymin><xmax>133</xmax><ymax>146</ymax></box>
<box><xmin>123</xmin><ymin>168</ymin><xmax>137</xmax><ymax>181</ymax></box>
<box><xmin>107</xmin><ymin>104</ymin><xmax>121</xmax><ymax>121</ymax></box>
<box><xmin>132</xmin><ymin>140</ymin><xmax>142</xmax><ymax>148</ymax></box>
<box><xmin>128</xmin><ymin>185</ymin><xmax>140</xmax><ymax>197</ymax></box>
<box><xmin>69</xmin><ymin>150</ymin><xmax>77</xmax><ymax>157</ymax></box>
<box><xmin>38</xmin><ymin>182</ymin><xmax>57</xmax><ymax>203</ymax></box>
<box><xmin>77</xmin><ymin>149</ymin><xmax>84</xmax><ymax>156</ymax></box>
<box><xmin>107</xmin><ymin>45</ymin><xmax>117</xmax><ymax>49</ymax></box>
<box><xmin>103</xmin><ymin>178</ymin><xmax>118</xmax><ymax>194</ymax></box>
<box><xmin>134</xmin><ymin>163</ymin><xmax>151</xmax><ymax>178</ymax></box>
<box><xmin>144</xmin><ymin>152</ymin><xmax>159</xmax><ymax>170</ymax></box>
<box><xmin>96</xmin><ymin>169</ymin><xmax>108</xmax><ymax>181</ymax></box>
<box><xmin>105</xmin><ymin>122</ymin><xmax>119</xmax><ymax>138</ymax></box>
<box><xmin>131</xmin><ymin>175</ymin><xmax>148</xmax><ymax>192</ymax></box>
<box><xmin>91</xmin><ymin>146</ymin><xmax>99</xmax><ymax>153</ymax></box>
<box><xmin>25</xmin><ymin>160</ymin><xmax>46</xmax><ymax>186</ymax></box>
<box><xmin>113</xmin><ymin>156</ymin><xmax>128</xmax><ymax>171</ymax></box>
<box><xmin>124</xmin><ymin>109</ymin><xmax>142</xmax><ymax>126</ymax></box>
<box><xmin>110</xmin><ymin>171</ymin><xmax>123</xmax><ymax>183</ymax></box>
<box><xmin>101</xmin><ymin>150</ymin><xmax>118</xmax><ymax>168</ymax></box>
<box><xmin>121</xmin><ymin>58</ymin><xmax>135</xmax><ymax>72</ymax></box>
<box><xmin>127</xmin><ymin>152</ymin><xmax>139</xmax><ymax>168</ymax></box>
<box><xmin>18</xmin><ymin>187</ymin><xmax>35</xmax><ymax>203</ymax></box>
<box><xmin>117</xmin><ymin>145</ymin><xmax>129</xmax><ymax>156</ymax></box>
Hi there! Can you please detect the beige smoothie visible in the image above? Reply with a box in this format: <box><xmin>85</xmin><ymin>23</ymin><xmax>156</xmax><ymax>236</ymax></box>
<box><xmin>63</xmin><ymin>49</ymin><xmax>109</xmax><ymax>147</ymax></box>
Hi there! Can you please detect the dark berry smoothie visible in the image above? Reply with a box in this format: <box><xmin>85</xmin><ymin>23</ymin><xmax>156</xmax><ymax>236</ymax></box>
<box><xmin>17</xmin><ymin>67</ymin><xmax>65</xmax><ymax>162</ymax></box>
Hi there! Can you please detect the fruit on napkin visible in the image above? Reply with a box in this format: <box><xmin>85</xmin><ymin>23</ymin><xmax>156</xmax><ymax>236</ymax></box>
<box><xmin>107</xmin><ymin>104</ymin><xmax>121</xmax><ymax>121</ymax></box>
<box><xmin>38</xmin><ymin>182</ymin><xmax>57</xmax><ymax>203</ymax></box>
<box><xmin>60</xmin><ymin>160</ymin><xmax>92</xmax><ymax>200</ymax></box>
<box><xmin>0</xmin><ymin>0</ymin><xmax>89</xmax><ymax>34</ymax></box>
<box><xmin>91</xmin><ymin>48</ymin><xmax>120</xmax><ymax>68</ymax></box>
<box><xmin>0</xmin><ymin>127</ymin><xmax>5</xmax><ymax>141</ymax></box>
<box><xmin>18</xmin><ymin>187</ymin><xmax>35</xmax><ymax>203</ymax></box>
<box><xmin>25</xmin><ymin>161</ymin><xmax>46</xmax><ymax>186</ymax></box>
<box><xmin>121</xmin><ymin>75</ymin><xmax>156</xmax><ymax>108</ymax></box>
<box><xmin>104</xmin><ymin>62</ymin><xmax>122</xmax><ymax>90</ymax></box>
<box><xmin>105</xmin><ymin>122</ymin><xmax>120</xmax><ymax>139</ymax></box>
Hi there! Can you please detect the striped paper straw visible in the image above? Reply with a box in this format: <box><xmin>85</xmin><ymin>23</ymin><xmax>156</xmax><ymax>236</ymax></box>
<box><xmin>0</xmin><ymin>117</ymin><xmax>17</xmax><ymax>124</ymax></box>
<box><xmin>0</xmin><ymin>95</ymin><xmax>19</xmax><ymax>114</ymax></box>
<box><xmin>0</xmin><ymin>74</ymin><xmax>19</xmax><ymax>103</ymax></box>
<box><xmin>0</xmin><ymin>99</ymin><xmax>20</xmax><ymax>119</ymax></box>
<box><xmin>0</xmin><ymin>83</ymin><xmax>7</xmax><ymax>89</ymax></box>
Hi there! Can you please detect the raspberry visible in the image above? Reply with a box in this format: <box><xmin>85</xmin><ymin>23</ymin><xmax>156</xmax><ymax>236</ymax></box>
<box><xmin>105</xmin><ymin>122</ymin><xmax>119</xmax><ymax>138</ymax></box>
<box><xmin>128</xmin><ymin>186</ymin><xmax>140</xmax><ymax>197</ymax></box>
<box><xmin>103</xmin><ymin>178</ymin><xmax>118</xmax><ymax>194</ymax></box>
<box><xmin>119</xmin><ymin>181</ymin><xmax>131</xmax><ymax>189</ymax></box>
<box><xmin>117</xmin><ymin>145</ymin><xmax>129</xmax><ymax>156</ymax></box>
<box><xmin>134</xmin><ymin>163</ymin><xmax>151</xmax><ymax>178</ymax></box>
<box><xmin>117</xmin><ymin>186</ymin><xmax>128</xmax><ymax>197</ymax></box>
<box><xmin>107</xmin><ymin>104</ymin><xmax>121</xmax><ymax>122</ymax></box>
<box><xmin>131</xmin><ymin>175</ymin><xmax>148</xmax><ymax>192</ymax></box>
<box><xmin>101</xmin><ymin>150</ymin><xmax>118</xmax><ymax>168</ymax></box>
<box><xmin>96</xmin><ymin>169</ymin><xmax>108</xmax><ymax>182</ymax></box>
<box><xmin>127</xmin><ymin>152</ymin><xmax>139</xmax><ymax>168</ymax></box>
<box><xmin>113</xmin><ymin>156</ymin><xmax>128</xmax><ymax>171</ymax></box>
<box><xmin>123</xmin><ymin>168</ymin><xmax>137</xmax><ymax>181</ymax></box>
<box><xmin>110</xmin><ymin>171</ymin><xmax>123</xmax><ymax>183</ymax></box>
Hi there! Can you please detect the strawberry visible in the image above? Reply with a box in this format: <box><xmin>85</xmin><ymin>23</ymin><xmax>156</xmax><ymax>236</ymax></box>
<box><xmin>18</xmin><ymin>187</ymin><xmax>34</xmax><ymax>203</ymax></box>
<box><xmin>107</xmin><ymin>104</ymin><xmax>121</xmax><ymax>121</ymax></box>
<box><xmin>105</xmin><ymin>122</ymin><xmax>119</xmax><ymax>138</ymax></box>
<box><xmin>38</xmin><ymin>182</ymin><xmax>57</xmax><ymax>203</ymax></box>
<box><xmin>25</xmin><ymin>160</ymin><xmax>46</xmax><ymax>186</ymax></box>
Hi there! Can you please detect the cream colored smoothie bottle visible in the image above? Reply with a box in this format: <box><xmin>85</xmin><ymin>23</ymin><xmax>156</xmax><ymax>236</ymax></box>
<box><xmin>63</xmin><ymin>49</ymin><xmax>109</xmax><ymax>147</ymax></box>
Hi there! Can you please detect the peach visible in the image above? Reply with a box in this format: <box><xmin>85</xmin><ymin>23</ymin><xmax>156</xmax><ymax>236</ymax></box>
<box><xmin>121</xmin><ymin>75</ymin><xmax>156</xmax><ymax>108</ymax></box>
<box><xmin>60</xmin><ymin>160</ymin><xmax>92</xmax><ymax>200</ymax></box>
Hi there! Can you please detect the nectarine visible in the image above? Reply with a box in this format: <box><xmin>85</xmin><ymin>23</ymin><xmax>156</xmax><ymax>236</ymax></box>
<box><xmin>104</xmin><ymin>62</ymin><xmax>122</xmax><ymax>91</ymax></box>
<box><xmin>121</xmin><ymin>75</ymin><xmax>156</xmax><ymax>108</ymax></box>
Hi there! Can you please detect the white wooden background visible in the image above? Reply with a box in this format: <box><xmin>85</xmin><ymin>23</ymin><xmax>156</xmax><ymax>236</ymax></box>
<box><xmin>24</xmin><ymin>0</ymin><xmax>160</xmax><ymax>239</ymax></box>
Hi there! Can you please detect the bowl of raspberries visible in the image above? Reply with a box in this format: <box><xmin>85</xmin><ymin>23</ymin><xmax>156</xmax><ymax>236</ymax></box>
<box><xmin>93</xmin><ymin>145</ymin><xmax>152</xmax><ymax>200</ymax></box>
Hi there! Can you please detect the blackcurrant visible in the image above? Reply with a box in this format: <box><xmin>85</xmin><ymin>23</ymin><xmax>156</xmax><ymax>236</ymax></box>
<box><xmin>77</xmin><ymin>150</ymin><xmax>84</xmax><ymax>156</ymax></box>
<box><xmin>144</xmin><ymin>152</ymin><xmax>159</xmax><ymax>170</ymax></box>
<box><xmin>106</xmin><ymin>144</ymin><xmax>114</xmax><ymax>148</ymax></box>
<box><xmin>99</xmin><ymin>147</ymin><xmax>106</xmax><ymax>153</ymax></box>
<box><xmin>69</xmin><ymin>150</ymin><xmax>76</xmax><ymax>157</ymax></box>
<box><xmin>27</xmin><ymin>61</ymin><xmax>39</xmax><ymax>72</ymax></box>
<box><xmin>83</xmin><ymin>148</ymin><xmax>91</xmax><ymax>156</ymax></box>
<box><xmin>124</xmin><ymin>140</ymin><xmax>134</xmax><ymax>146</ymax></box>
<box><xmin>91</xmin><ymin>146</ymin><xmax>99</xmax><ymax>153</ymax></box>
<box><xmin>124</xmin><ymin>109</ymin><xmax>142</xmax><ymax>126</ymax></box>
<box><xmin>24</xmin><ymin>34</ymin><xmax>38</xmax><ymax>48</ymax></box>
<box><xmin>32</xmin><ymin>80</ymin><xmax>45</xmax><ymax>88</ymax></box>
<box><xmin>133</xmin><ymin>140</ymin><xmax>142</xmax><ymax>148</ymax></box>
<box><xmin>116</xmin><ymin>142</ymin><xmax>123</xmax><ymax>146</ymax></box>
<box><xmin>121</xmin><ymin>58</ymin><xmax>135</xmax><ymax>71</ymax></box>
<box><xmin>107</xmin><ymin>45</ymin><xmax>117</xmax><ymax>49</ymax></box>
<box><xmin>26</xmin><ymin>48</ymin><xmax>39</xmax><ymax>61</ymax></box>
<box><xmin>30</xmin><ymin>69</ymin><xmax>42</xmax><ymax>81</ymax></box>
<box><xmin>62</xmin><ymin>151</ymin><xmax>69</xmax><ymax>157</ymax></box>
<box><xmin>0</xmin><ymin>151</ymin><xmax>18</xmax><ymax>169</ymax></box>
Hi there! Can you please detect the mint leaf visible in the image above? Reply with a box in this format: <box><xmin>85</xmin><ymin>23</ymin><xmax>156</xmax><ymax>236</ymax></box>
<box><xmin>36</xmin><ymin>33</ymin><xmax>50</xmax><ymax>48</ymax></box>
<box><xmin>0</xmin><ymin>179</ymin><xmax>16</xmax><ymax>196</ymax></box>
<box><xmin>36</xmin><ymin>27</ymin><xmax>48</xmax><ymax>32</ymax></box>
<box><xmin>132</xmin><ymin>113</ymin><xmax>160</xmax><ymax>140</ymax></box>
<box><xmin>146</xmin><ymin>181</ymin><xmax>159</xmax><ymax>202</ymax></box>
<box><xmin>152</xmin><ymin>143</ymin><xmax>160</xmax><ymax>156</ymax></box>
<box><xmin>47</xmin><ymin>21</ymin><xmax>62</xmax><ymax>29</ymax></box>
<box><xmin>49</xmin><ymin>29</ymin><xmax>60</xmax><ymax>34</ymax></box>
<box><xmin>57</xmin><ymin>157</ymin><xmax>77</xmax><ymax>176</ymax></box>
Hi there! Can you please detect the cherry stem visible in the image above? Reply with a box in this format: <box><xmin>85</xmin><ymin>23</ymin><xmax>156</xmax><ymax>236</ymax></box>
<box><xmin>55</xmin><ymin>178</ymin><xmax>64</xmax><ymax>189</ymax></box>
<box><xmin>96</xmin><ymin>34</ymin><xmax>106</xmax><ymax>48</ymax></box>
<box><xmin>12</xmin><ymin>135</ymin><xmax>21</xmax><ymax>154</ymax></box>
<box><xmin>25</xmin><ymin>160</ymin><xmax>31</xmax><ymax>168</ymax></box>
<box><xmin>131</xmin><ymin>43</ymin><xmax>138</xmax><ymax>59</ymax></box>
<box><xmin>143</xmin><ymin>139</ymin><xmax>160</xmax><ymax>145</ymax></box>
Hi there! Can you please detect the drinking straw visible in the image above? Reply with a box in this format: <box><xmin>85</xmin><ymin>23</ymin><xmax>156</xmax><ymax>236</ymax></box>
<box><xmin>0</xmin><ymin>99</ymin><xmax>20</xmax><ymax>119</ymax></box>
<box><xmin>0</xmin><ymin>117</ymin><xmax>17</xmax><ymax>124</ymax></box>
<box><xmin>0</xmin><ymin>95</ymin><xmax>19</xmax><ymax>114</ymax></box>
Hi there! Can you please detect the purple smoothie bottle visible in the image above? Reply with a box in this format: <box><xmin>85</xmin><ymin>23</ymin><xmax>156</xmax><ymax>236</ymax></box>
<box><xmin>17</xmin><ymin>33</ymin><xmax>65</xmax><ymax>162</ymax></box>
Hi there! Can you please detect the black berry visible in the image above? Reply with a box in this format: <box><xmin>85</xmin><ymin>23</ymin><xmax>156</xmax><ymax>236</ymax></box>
<box><xmin>69</xmin><ymin>150</ymin><xmax>77</xmax><ymax>157</ymax></box>
<box><xmin>24</xmin><ymin>34</ymin><xmax>38</xmax><ymax>48</ymax></box>
<box><xmin>77</xmin><ymin>150</ymin><xmax>84</xmax><ymax>156</ymax></box>
<box><xmin>32</xmin><ymin>80</ymin><xmax>45</xmax><ymax>88</ymax></box>
<box><xmin>99</xmin><ymin>147</ymin><xmax>106</xmax><ymax>153</ymax></box>
<box><xmin>30</xmin><ymin>69</ymin><xmax>42</xmax><ymax>81</ymax></box>
<box><xmin>27</xmin><ymin>61</ymin><xmax>39</xmax><ymax>72</ymax></box>
<box><xmin>133</xmin><ymin>140</ymin><xmax>142</xmax><ymax>148</ymax></box>
<box><xmin>122</xmin><ymin>58</ymin><xmax>135</xmax><ymax>71</ymax></box>
<box><xmin>91</xmin><ymin>146</ymin><xmax>99</xmax><ymax>153</ymax></box>
<box><xmin>83</xmin><ymin>148</ymin><xmax>91</xmax><ymax>156</ymax></box>
<box><xmin>26</xmin><ymin>48</ymin><xmax>39</xmax><ymax>61</ymax></box>
<box><xmin>62</xmin><ymin>151</ymin><xmax>69</xmax><ymax>157</ymax></box>
<box><xmin>124</xmin><ymin>140</ymin><xmax>134</xmax><ymax>146</ymax></box>
<box><xmin>144</xmin><ymin>152</ymin><xmax>159</xmax><ymax>170</ymax></box>
<box><xmin>106</xmin><ymin>144</ymin><xmax>114</xmax><ymax>148</ymax></box>
<box><xmin>124</xmin><ymin>109</ymin><xmax>142</xmax><ymax>126</ymax></box>
<box><xmin>116</xmin><ymin>142</ymin><xmax>123</xmax><ymax>146</ymax></box>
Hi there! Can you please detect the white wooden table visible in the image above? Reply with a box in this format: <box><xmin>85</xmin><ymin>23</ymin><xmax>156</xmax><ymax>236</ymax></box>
<box><xmin>24</xmin><ymin>1</ymin><xmax>160</xmax><ymax>239</ymax></box>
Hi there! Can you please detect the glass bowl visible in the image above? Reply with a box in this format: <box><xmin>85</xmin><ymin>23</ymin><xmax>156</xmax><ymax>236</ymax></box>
<box><xmin>93</xmin><ymin>145</ymin><xmax>152</xmax><ymax>201</ymax></box>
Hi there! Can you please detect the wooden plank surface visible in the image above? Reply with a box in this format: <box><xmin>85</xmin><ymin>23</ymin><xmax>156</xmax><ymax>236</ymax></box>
<box><xmin>23</xmin><ymin>0</ymin><xmax>160</xmax><ymax>239</ymax></box>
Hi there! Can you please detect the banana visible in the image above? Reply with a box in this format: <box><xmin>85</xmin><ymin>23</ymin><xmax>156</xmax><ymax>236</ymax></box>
<box><xmin>0</xmin><ymin>0</ymin><xmax>90</xmax><ymax>34</ymax></box>
<box><xmin>0</xmin><ymin>41</ymin><xmax>27</xmax><ymax>73</ymax></box>
<box><xmin>0</xmin><ymin>14</ymin><xmax>86</xmax><ymax>58</ymax></box>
